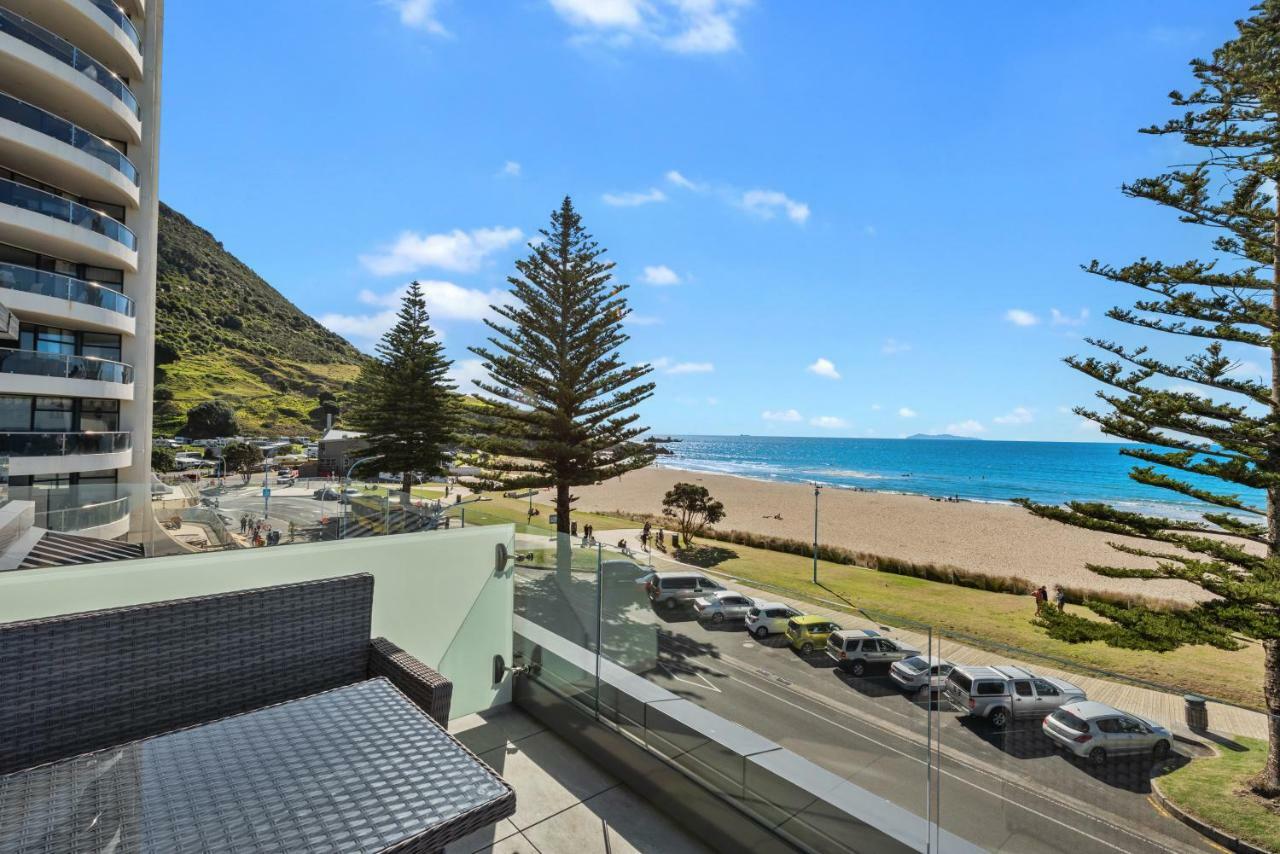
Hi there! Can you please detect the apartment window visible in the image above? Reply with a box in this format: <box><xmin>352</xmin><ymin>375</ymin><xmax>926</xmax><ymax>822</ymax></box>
<box><xmin>0</xmin><ymin>243</ymin><xmax>125</xmax><ymax>290</ymax></box>
<box><xmin>33</xmin><ymin>398</ymin><xmax>73</xmax><ymax>432</ymax></box>
<box><xmin>81</xmin><ymin>333</ymin><xmax>122</xmax><ymax>362</ymax></box>
<box><xmin>80</xmin><ymin>399</ymin><xmax>120</xmax><ymax>432</ymax></box>
<box><xmin>0</xmin><ymin>170</ymin><xmax>126</xmax><ymax>224</ymax></box>
<box><xmin>0</xmin><ymin>395</ymin><xmax>29</xmax><ymax>431</ymax></box>
<box><xmin>10</xmin><ymin>326</ymin><xmax>122</xmax><ymax>361</ymax></box>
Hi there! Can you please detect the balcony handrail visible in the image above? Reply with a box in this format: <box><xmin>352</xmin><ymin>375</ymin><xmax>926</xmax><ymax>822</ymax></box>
<box><xmin>0</xmin><ymin>430</ymin><xmax>130</xmax><ymax>456</ymax></box>
<box><xmin>0</xmin><ymin>91</ymin><xmax>140</xmax><ymax>186</ymax></box>
<box><xmin>0</xmin><ymin>262</ymin><xmax>135</xmax><ymax>317</ymax></box>
<box><xmin>87</xmin><ymin>0</ymin><xmax>141</xmax><ymax>52</ymax></box>
<box><xmin>0</xmin><ymin>176</ymin><xmax>137</xmax><ymax>251</ymax></box>
<box><xmin>0</xmin><ymin>8</ymin><xmax>139</xmax><ymax>117</ymax></box>
<box><xmin>0</xmin><ymin>348</ymin><xmax>134</xmax><ymax>384</ymax></box>
<box><xmin>36</xmin><ymin>494</ymin><xmax>129</xmax><ymax>532</ymax></box>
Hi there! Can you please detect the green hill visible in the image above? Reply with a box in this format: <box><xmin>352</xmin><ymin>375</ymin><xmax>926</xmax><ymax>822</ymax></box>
<box><xmin>153</xmin><ymin>202</ymin><xmax>366</xmax><ymax>436</ymax></box>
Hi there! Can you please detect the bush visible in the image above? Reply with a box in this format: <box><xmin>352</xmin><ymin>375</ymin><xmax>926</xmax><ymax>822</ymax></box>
<box><xmin>183</xmin><ymin>400</ymin><xmax>239</xmax><ymax>439</ymax></box>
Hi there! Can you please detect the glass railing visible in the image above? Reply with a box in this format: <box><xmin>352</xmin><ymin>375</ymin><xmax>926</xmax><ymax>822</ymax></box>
<box><xmin>0</xmin><ymin>262</ymin><xmax>135</xmax><ymax>317</ymax></box>
<box><xmin>0</xmin><ymin>177</ymin><xmax>136</xmax><ymax>251</ymax></box>
<box><xmin>87</xmin><ymin>0</ymin><xmax>141</xmax><ymax>52</ymax></box>
<box><xmin>0</xmin><ymin>8</ymin><xmax>139</xmax><ymax>118</ymax></box>
<box><xmin>0</xmin><ymin>92</ymin><xmax>139</xmax><ymax>186</ymax></box>
<box><xmin>0</xmin><ymin>431</ymin><xmax>129</xmax><ymax>457</ymax></box>
<box><xmin>36</xmin><ymin>494</ymin><xmax>128</xmax><ymax>532</ymax></box>
<box><xmin>0</xmin><ymin>349</ymin><xmax>133</xmax><ymax>383</ymax></box>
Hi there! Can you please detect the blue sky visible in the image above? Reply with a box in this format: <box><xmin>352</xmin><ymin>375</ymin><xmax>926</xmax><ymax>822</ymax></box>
<box><xmin>160</xmin><ymin>1</ymin><xmax>1252</xmax><ymax>442</ymax></box>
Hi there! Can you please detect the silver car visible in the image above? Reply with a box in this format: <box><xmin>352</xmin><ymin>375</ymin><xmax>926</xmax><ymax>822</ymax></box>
<box><xmin>646</xmin><ymin>572</ymin><xmax>726</xmax><ymax>609</ymax></box>
<box><xmin>889</xmin><ymin>655</ymin><xmax>955</xmax><ymax>695</ymax></box>
<box><xmin>693</xmin><ymin>591</ymin><xmax>761</xmax><ymax>624</ymax></box>
<box><xmin>944</xmin><ymin>665</ymin><xmax>1086</xmax><ymax>728</ymax></box>
<box><xmin>1043</xmin><ymin>701</ymin><xmax>1173</xmax><ymax>765</ymax></box>
<box><xmin>745</xmin><ymin>602</ymin><xmax>802</xmax><ymax>639</ymax></box>
<box><xmin>826</xmin><ymin>629</ymin><xmax>920</xmax><ymax>676</ymax></box>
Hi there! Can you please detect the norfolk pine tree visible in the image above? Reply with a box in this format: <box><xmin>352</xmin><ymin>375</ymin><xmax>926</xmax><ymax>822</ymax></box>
<box><xmin>1016</xmin><ymin>2</ymin><xmax>1280</xmax><ymax>796</ymax></box>
<box><xmin>469</xmin><ymin>197</ymin><xmax>656</xmax><ymax>575</ymax></box>
<box><xmin>347</xmin><ymin>282</ymin><xmax>459</xmax><ymax>494</ymax></box>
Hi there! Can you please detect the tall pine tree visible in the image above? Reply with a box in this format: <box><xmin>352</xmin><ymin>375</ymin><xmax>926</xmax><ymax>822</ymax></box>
<box><xmin>469</xmin><ymin>197</ymin><xmax>656</xmax><ymax>569</ymax></box>
<box><xmin>348</xmin><ymin>282</ymin><xmax>458</xmax><ymax>493</ymax></box>
<box><xmin>1016</xmin><ymin>2</ymin><xmax>1280</xmax><ymax>796</ymax></box>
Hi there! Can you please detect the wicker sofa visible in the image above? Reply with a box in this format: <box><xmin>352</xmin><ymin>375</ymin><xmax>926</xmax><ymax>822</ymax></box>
<box><xmin>0</xmin><ymin>572</ymin><xmax>453</xmax><ymax>776</ymax></box>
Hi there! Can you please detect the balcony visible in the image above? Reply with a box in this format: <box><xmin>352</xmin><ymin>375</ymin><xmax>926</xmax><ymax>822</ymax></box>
<box><xmin>0</xmin><ymin>177</ymin><xmax>137</xmax><ymax>270</ymax></box>
<box><xmin>0</xmin><ymin>7</ymin><xmax>140</xmax><ymax>143</ymax></box>
<box><xmin>0</xmin><ymin>349</ymin><xmax>133</xmax><ymax>399</ymax></box>
<box><xmin>36</xmin><ymin>493</ymin><xmax>129</xmax><ymax>536</ymax></box>
<box><xmin>1</xmin><ymin>0</ymin><xmax>143</xmax><ymax>81</ymax></box>
<box><xmin>0</xmin><ymin>91</ymin><xmax>140</xmax><ymax>207</ymax></box>
<box><xmin>0</xmin><ymin>262</ymin><xmax>136</xmax><ymax>335</ymax></box>
<box><xmin>0</xmin><ymin>430</ymin><xmax>130</xmax><ymax>476</ymax></box>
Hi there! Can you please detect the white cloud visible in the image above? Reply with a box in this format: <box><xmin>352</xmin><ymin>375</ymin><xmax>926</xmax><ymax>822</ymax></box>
<box><xmin>498</xmin><ymin>160</ymin><xmax>521</xmax><ymax>178</ymax></box>
<box><xmin>384</xmin><ymin>0</ymin><xmax>449</xmax><ymax>35</ymax></box>
<box><xmin>319</xmin><ymin>309</ymin><xmax>401</xmax><ymax>348</ymax></box>
<box><xmin>1050</xmin><ymin>307</ymin><xmax>1088</xmax><ymax>327</ymax></box>
<box><xmin>665</xmin><ymin>169</ymin><xmax>704</xmax><ymax>191</ymax></box>
<box><xmin>641</xmin><ymin>265</ymin><xmax>681</xmax><ymax>286</ymax></box>
<box><xmin>806</xmin><ymin>357</ymin><xmax>841</xmax><ymax>380</ymax></box>
<box><xmin>741</xmin><ymin>189</ymin><xmax>810</xmax><ymax>224</ymax></box>
<box><xmin>809</xmin><ymin>415</ymin><xmax>848</xmax><ymax>429</ymax></box>
<box><xmin>1005</xmin><ymin>308</ymin><xmax>1040</xmax><ymax>327</ymax></box>
<box><xmin>650</xmin><ymin>356</ymin><xmax>714</xmax><ymax>375</ymax></box>
<box><xmin>993</xmin><ymin>406</ymin><xmax>1034</xmax><ymax>425</ymax></box>
<box><xmin>1077</xmin><ymin>419</ymin><xmax>1102</xmax><ymax>434</ymax></box>
<box><xmin>602</xmin><ymin>187</ymin><xmax>667</xmax><ymax>207</ymax></box>
<box><xmin>360</xmin><ymin>226</ymin><xmax>523</xmax><ymax>275</ymax></box>
<box><xmin>762</xmin><ymin>409</ymin><xmax>803</xmax><ymax>422</ymax></box>
<box><xmin>547</xmin><ymin>0</ymin><xmax>748</xmax><ymax>55</ymax></box>
<box><xmin>447</xmin><ymin>358</ymin><xmax>488</xmax><ymax>391</ymax></box>
<box><xmin>898</xmin><ymin>407</ymin><xmax>917</xmax><ymax>418</ymax></box>
<box><xmin>944</xmin><ymin>419</ymin><xmax>986</xmax><ymax>436</ymax></box>
<box><xmin>321</xmin><ymin>280</ymin><xmax>507</xmax><ymax>349</ymax></box>
<box><xmin>881</xmin><ymin>338</ymin><xmax>911</xmax><ymax>355</ymax></box>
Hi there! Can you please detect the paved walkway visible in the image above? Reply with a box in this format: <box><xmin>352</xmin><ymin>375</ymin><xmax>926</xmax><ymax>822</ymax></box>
<box><xmin>603</xmin><ymin>528</ymin><xmax>1270</xmax><ymax>742</ymax></box>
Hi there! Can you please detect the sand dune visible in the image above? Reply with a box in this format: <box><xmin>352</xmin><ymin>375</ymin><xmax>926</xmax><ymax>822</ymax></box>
<box><xmin>556</xmin><ymin>467</ymin><xmax>1208</xmax><ymax>604</ymax></box>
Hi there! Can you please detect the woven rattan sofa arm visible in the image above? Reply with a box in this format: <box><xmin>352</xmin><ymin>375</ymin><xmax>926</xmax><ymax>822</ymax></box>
<box><xmin>368</xmin><ymin>637</ymin><xmax>453</xmax><ymax>727</ymax></box>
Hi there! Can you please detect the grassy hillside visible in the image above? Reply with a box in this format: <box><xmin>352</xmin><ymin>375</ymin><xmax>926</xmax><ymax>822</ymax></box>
<box><xmin>154</xmin><ymin>203</ymin><xmax>365</xmax><ymax>436</ymax></box>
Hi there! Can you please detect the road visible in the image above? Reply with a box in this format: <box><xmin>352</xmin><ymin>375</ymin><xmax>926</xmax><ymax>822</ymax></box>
<box><xmin>514</xmin><ymin>567</ymin><xmax>1216</xmax><ymax>853</ymax></box>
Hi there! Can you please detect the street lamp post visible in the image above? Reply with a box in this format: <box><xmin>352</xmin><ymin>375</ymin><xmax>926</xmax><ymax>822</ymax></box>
<box><xmin>812</xmin><ymin>482</ymin><xmax>821</xmax><ymax>584</ymax></box>
<box><xmin>341</xmin><ymin>454</ymin><xmax>383</xmax><ymax>540</ymax></box>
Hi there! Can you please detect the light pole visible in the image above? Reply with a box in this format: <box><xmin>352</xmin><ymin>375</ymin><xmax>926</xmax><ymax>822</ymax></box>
<box><xmin>341</xmin><ymin>454</ymin><xmax>383</xmax><ymax>540</ymax></box>
<box><xmin>812</xmin><ymin>482</ymin><xmax>821</xmax><ymax>584</ymax></box>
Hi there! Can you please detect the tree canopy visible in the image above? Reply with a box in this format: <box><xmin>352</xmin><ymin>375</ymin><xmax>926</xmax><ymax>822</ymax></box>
<box><xmin>183</xmin><ymin>400</ymin><xmax>238</xmax><ymax>439</ymax></box>
<box><xmin>662</xmin><ymin>482</ymin><xmax>726</xmax><ymax>544</ymax></box>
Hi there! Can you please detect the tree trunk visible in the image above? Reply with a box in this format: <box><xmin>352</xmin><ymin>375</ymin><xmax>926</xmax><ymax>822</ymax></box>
<box><xmin>401</xmin><ymin>471</ymin><xmax>412</xmax><ymax>495</ymax></box>
<box><xmin>1257</xmin><ymin>638</ymin><xmax>1280</xmax><ymax>797</ymax></box>
<box><xmin>555</xmin><ymin>482</ymin><xmax>573</xmax><ymax>583</ymax></box>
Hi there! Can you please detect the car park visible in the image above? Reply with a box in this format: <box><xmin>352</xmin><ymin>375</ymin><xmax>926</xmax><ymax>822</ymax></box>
<box><xmin>825</xmin><ymin>629</ymin><xmax>920</xmax><ymax>676</ymax></box>
<box><xmin>693</xmin><ymin>591</ymin><xmax>761</xmax><ymax>624</ymax></box>
<box><xmin>745</xmin><ymin>602</ymin><xmax>803</xmax><ymax>639</ymax></box>
<box><xmin>944</xmin><ymin>665</ymin><xmax>1086</xmax><ymax>729</ymax></box>
<box><xmin>1042</xmin><ymin>701</ymin><xmax>1172</xmax><ymax>765</ymax></box>
<box><xmin>785</xmin><ymin>615</ymin><xmax>843</xmax><ymax>655</ymax></box>
<box><xmin>645</xmin><ymin>572</ymin><xmax>727</xmax><ymax>610</ymax></box>
<box><xmin>889</xmin><ymin>655</ymin><xmax>955</xmax><ymax>694</ymax></box>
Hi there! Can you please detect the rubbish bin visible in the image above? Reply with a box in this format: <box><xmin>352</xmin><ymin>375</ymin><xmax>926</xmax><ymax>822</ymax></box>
<box><xmin>1184</xmin><ymin>694</ymin><xmax>1209</xmax><ymax>731</ymax></box>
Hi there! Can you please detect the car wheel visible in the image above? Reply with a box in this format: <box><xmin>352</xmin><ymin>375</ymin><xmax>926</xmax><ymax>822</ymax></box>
<box><xmin>665</xmin><ymin>599</ymin><xmax>676</xmax><ymax>610</ymax></box>
<box><xmin>1088</xmin><ymin>747</ymin><xmax>1107</xmax><ymax>766</ymax></box>
<box><xmin>850</xmin><ymin>660</ymin><xmax>866</xmax><ymax>677</ymax></box>
<box><xmin>1152</xmin><ymin>740</ymin><xmax>1170</xmax><ymax>761</ymax></box>
<box><xmin>754</xmin><ymin>626</ymin><xmax>769</xmax><ymax>640</ymax></box>
<box><xmin>712</xmin><ymin>612</ymin><xmax>725</xmax><ymax>624</ymax></box>
<box><xmin>988</xmin><ymin>708</ymin><xmax>1010</xmax><ymax>729</ymax></box>
<box><xmin>801</xmin><ymin>642</ymin><xmax>814</xmax><ymax>655</ymax></box>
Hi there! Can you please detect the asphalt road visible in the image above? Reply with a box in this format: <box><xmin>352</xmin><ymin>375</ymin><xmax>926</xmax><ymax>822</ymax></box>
<box><xmin>514</xmin><ymin>568</ymin><xmax>1216</xmax><ymax>854</ymax></box>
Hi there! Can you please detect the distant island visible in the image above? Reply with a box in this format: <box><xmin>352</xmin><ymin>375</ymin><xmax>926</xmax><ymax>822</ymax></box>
<box><xmin>906</xmin><ymin>433</ymin><xmax>983</xmax><ymax>441</ymax></box>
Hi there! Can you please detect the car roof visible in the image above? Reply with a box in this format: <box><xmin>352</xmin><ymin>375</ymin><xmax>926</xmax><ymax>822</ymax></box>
<box><xmin>753</xmin><ymin>601</ymin><xmax>790</xmax><ymax>610</ymax></box>
<box><xmin>957</xmin><ymin>664</ymin><xmax>1030</xmax><ymax>681</ymax></box>
<box><xmin>709</xmin><ymin>590</ymin><xmax>747</xmax><ymax>600</ymax></box>
<box><xmin>654</xmin><ymin>571</ymin><xmax>706</xmax><ymax>580</ymax></box>
<box><xmin>792</xmin><ymin>614</ymin><xmax>834</xmax><ymax>624</ymax></box>
<box><xmin>1061</xmin><ymin>700</ymin><xmax>1131</xmax><ymax>720</ymax></box>
<box><xmin>831</xmin><ymin>629</ymin><xmax>882</xmax><ymax>640</ymax></box>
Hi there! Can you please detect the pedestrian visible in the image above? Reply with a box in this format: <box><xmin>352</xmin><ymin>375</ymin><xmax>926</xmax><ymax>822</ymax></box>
<box><xmin>584</xmin><ymin>523</ymin><xmax>593</xmax><ymax>544</ymax></box>
<box><xmin>640</xmin><ymin>530</ymin><xmax>650</xmax><ymax>551</ymax></box>
<box><xmin>657</xmin><ymin>528</ymin><xmax>665</xmax><ymax>550</ymax></box>
<box><xmin>1055</xmin><ymin>586</ymin><xmax>1066</xmax><ymax>612</ymax></box>
<box><xmin>1033</xmin><ymin>586</ymin><xmax>1046</xmax><ymax>614</ymax></box>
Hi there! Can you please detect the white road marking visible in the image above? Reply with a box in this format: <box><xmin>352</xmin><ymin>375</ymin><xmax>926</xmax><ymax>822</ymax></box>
<box><xmin>656</xmin><ymin>662</ymin><xmax>723</xmax><ymax>694</ymax></box>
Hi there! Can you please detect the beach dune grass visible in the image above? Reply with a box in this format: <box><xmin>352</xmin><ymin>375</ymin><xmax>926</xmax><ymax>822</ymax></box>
<box><xmin>1158</xmin><ymin>737</ymin><xmax>1280</xmax><ymax>852</ymax></box>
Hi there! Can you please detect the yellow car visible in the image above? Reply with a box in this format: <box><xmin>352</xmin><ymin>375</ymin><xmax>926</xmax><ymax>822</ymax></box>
<box><xmin>785</xmin><ymin>615</ymin><xmax>843</xmax><ymax>655</ymax></box>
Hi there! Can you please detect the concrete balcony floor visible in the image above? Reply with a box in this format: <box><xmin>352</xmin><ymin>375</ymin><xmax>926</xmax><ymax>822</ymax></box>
<box><xmin>449</xmin><ymin>705</ymin><xmax>710</xmax><ymax>854</ymax></box>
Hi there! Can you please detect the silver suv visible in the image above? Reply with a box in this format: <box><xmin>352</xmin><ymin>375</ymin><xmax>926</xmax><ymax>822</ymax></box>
<box><xmin>944</xmin><ymin>665</ymin><xmax>1086</xmax><ymax>729</ymax></box>
<box><xmin>825</xmin><ymin>629</ymin><xmax>920</xmax><ymax>676</ymax></box>
<box><xmin>645</xmin><ymin>572</ymin><xmax>726</xmax><ymax>609</ymax></box>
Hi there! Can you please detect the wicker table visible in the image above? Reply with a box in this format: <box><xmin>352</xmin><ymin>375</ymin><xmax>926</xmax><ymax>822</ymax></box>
<box><xmin>0</xmin><ymin>678</ymin><xmax>515</xmax><ymax>853</ymax></box>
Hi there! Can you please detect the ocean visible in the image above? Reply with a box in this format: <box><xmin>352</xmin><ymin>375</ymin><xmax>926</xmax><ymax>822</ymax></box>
<box><xmin>655</xmin><ymin>435</ymin><xmax>1256</xmax><ymax>520</ymax></box>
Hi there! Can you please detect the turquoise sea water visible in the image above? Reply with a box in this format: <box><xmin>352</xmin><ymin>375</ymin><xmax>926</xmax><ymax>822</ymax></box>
<box><xmin>656</xmin><ymin>435</ymin><xmax>1258</xmax><ymax>520</ymax></box>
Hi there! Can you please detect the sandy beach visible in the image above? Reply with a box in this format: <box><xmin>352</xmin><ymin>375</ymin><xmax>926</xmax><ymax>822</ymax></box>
<box><xmin>557</xmin><ymin>467</ymin><xmax>1209</xmax><ymax>604</ymax></box>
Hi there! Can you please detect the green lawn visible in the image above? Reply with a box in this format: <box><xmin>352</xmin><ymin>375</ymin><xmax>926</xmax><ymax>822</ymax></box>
<box><xmin>1159</xmin><ymin>738</ymin><xmax>1279</xmax><ymax>852</ymax></box>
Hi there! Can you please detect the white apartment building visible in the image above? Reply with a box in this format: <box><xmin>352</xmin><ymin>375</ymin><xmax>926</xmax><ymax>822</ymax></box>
<box><xmin>0</xmin><ymin>0</ymin><xmax>161</xmax><ymax>554</ymax></box>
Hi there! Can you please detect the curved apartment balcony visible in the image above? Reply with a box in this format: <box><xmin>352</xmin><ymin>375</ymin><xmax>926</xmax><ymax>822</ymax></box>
<box><xmin>0</xmin><ymin>92</ymin><xmax>139</xmax><ymax>207</ymax></box>
<box><xmin>0</xmin><ymin>177</ymin><xmax>137</xmax><ymax>271</ymax></box>
<box><xmin>2</xmin><ymin>431</ymin><xmax>131</xmax><ymax>476</ymax></box>
<box><xmin>37</xmin><ymin>494</ymin><xmax>130</xmax><ymax>538</ymax></box>
<box><xmin>0</xmin><ymin>263</ymin><xmax>136</xmax><ymax>335</ymax></box>
<box><xmin>0</xmin><ymin>349</ymin><xmax>133</xmax><ymax>400</ymax></box>
<box><xmin>0</xmin><ymin>8</ymin><xmax>140</xmax><ymax>144</ymax></box>
<box><xmin>2</xmin><ymin>0</ymin><xmax>142</xmax><ymax>81</ymax></box>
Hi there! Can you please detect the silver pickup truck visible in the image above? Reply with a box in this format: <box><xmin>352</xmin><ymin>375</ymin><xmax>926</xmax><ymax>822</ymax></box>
<box><xmin>943</xmin><ymin>664</ymin><xmax>1086</xmax><ymax>729</ymax></box>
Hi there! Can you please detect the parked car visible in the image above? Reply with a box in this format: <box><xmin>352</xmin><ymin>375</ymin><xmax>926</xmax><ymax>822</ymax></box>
<box><xmin>944</xmin><ymin>665</ymin><xmax>1086</xmax><ymax>729</ymax></box>
<box><xmin>826</xmin><ymin>629</ymin><xmax>920</xmax><ymax>676</ymax></box>
<box><xmin>1043</xmin><ymin>701</ymin><xmax>1172</xmax><ymax>765</ymax></box>
<box><xmin>693</xmin><ymin>591</ymin><xmax>761</xmax><ymax>624</ymax></box>
<box><xmin>785</xmin><ymin>615</ymin><xmax>843</xmax><ymax>655</ymax></box>
<box><xmin>889</xmin><ymin>655</ymin><xmax>955</xmax><ymax>695</ymax></box>
<box><xmin>745</xmin><ymin>602</ymin><xmax>803</xmax><ymax>639</ymax></box>
<box><xmin>313</xmin><ymin>487</ymin><xmax>341</xmax><ymax>500</ymax></box>
<box><xmin>645</xmin><ymin>572</ymin><xmax>727</xmax><ymax>610</ymax></box>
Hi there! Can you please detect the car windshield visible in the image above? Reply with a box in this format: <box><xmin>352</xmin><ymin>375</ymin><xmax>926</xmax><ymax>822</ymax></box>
<box><xmin>900</xmin><ymin>656</ymin><xmax>928</xmax><ymax>671</ymax></box>
<box><xmin>1051</xmin><ymin>709</ymin><xmax>1090</xmax><ymax>733</ymax></box>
